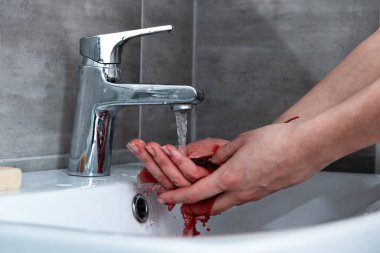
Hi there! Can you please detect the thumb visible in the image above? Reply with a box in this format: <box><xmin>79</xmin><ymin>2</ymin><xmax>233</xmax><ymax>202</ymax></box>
<box><xmin>210</xmin><ymin>138</ymin><xmax>243</xmax><ymax>165</ymax></box>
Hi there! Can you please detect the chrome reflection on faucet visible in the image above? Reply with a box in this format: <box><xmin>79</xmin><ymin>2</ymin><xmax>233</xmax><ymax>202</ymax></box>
<box><xmin>68</xmin><ymin>25</ymin><xmax>204</xmax><ymax>177</ymax></box>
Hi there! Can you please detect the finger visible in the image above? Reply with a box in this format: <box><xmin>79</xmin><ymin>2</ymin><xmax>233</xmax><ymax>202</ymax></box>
<box><xmin>209</xmin><ymin>191</ymin><xmax>237</xmax><ymax>215</ymax></box>
<box><xmin>210</xmin><ymin>187</ymin><xmax>270</xmax><ymax>215</ymax></box>
<box><xmin>145</xmin><ymin>142</ymin><xmax>192</xmax><ymax>188</ymax></box>
<box><xmin>127</xmin><ymin>139</ymin><xmax>175</xmax><ymax>189</ymax></box>
<box><xmin>187</xmin><ymin>138</ymin><xmax>229</xmax><ymax>158</ymax></box>
<box><xmin>157</xmin><ymin>170</ymin><xmax>224</xmax><ymax>204</ymax></box>
<box><xmin>162</xmin><ymin>144</ymin><xmax>211</xmax><ymax>182</ymax></box>
<box><xmin>210</xmin><ymin>138</ymin><xmax>243</xmax><ymax>164</ymax></box>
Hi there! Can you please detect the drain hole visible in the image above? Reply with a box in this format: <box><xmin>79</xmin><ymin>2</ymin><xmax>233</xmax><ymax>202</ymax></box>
<box><xmin>132</xmin><ymin>194</ymin><xmax>149</xmax><ymax>223</ymax></box>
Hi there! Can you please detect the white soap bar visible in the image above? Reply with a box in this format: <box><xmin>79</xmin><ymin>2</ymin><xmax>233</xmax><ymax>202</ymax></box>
<box><xmin>0</xmin><ymin>167</ymin><xmax>22</xmax><ymax>191</ymax></box>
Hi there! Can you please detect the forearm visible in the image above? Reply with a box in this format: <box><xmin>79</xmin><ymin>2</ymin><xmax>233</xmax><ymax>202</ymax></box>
<box><xmin>275</xmin><ymin>28</ymin><xmax>380</xmax><ymax>123</ymax></box>
<box><xmin>295</xmin><ymin>77</ymin><xmax>380</xmax><ymax>167</ymax></box>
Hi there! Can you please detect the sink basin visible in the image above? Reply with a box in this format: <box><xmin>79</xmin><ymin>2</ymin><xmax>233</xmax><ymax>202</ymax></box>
<box><xmin>1</xmin><ymin>164</ymin><xmax>380</xmax><ymax>252</ymax></box>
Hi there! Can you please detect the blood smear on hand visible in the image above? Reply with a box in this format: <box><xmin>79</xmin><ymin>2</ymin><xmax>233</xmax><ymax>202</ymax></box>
<box><xmin>137</xmin><ymin>149</ymin><xmax>220</xmax><ymax>236</ymax></box>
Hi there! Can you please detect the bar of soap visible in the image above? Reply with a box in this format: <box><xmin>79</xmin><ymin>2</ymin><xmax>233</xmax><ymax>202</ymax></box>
<box><xmin>0</xmin><ymin>167</ymin><xmax>22</xmax><ymax>191</ymax></box>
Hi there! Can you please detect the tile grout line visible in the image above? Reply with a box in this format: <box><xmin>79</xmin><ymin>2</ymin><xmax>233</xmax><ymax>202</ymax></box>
<box><xmin>138</xmin><ymin>0</ymin><xmax>145</xmax><ymax>140</ymax></box>
<box><xmin>191</xmin><ymin>0</ymin><xmax>198</xmax><ymax>142</ymax></box>
<box><xmin>0</xmin><ymin>154</ymin><xmax>68</xmax><ymax>163</ymax></box>
<box><xmin>376</xmin><ymin>2</ymin><xmax>380</xmax><ymax>174</ymax></box>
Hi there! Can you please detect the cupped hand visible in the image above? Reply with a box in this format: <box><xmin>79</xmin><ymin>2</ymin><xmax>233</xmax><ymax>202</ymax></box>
<box><xmin>127</xmin><ymin>138</ymin><xmax>229</xmax><ymax>189</ymax></box>
<box><xmin>157</xmin><ymin>123</ymin><xmax>332</xmax><ymax>214</ymax></box>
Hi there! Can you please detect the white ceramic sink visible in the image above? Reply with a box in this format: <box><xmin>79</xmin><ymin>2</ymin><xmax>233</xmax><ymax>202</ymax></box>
<box><xmin>1</xmin><ymin>163</ymin><xmax>380</xmax><ymax>253</ymax></box>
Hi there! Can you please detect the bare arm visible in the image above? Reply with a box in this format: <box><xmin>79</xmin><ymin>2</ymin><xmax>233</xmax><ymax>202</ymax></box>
<box><xmin>297</xmin><ymin>77</ymin><xmax>380</xmax><ymax>165</ymax></box>
<box><xmin>129</xmin><ymin>29</ymin><xmax>380</xmax><ymax>215</ymax></box>
<box><xmin>275</xmin><ymin>28</ymin><xmax>380</xmax><ymax>123</ymax></box>
<box><xmin>157</xmin><ymin>77</ymin><xmax>380</xmax><ymax>213</ymax></box>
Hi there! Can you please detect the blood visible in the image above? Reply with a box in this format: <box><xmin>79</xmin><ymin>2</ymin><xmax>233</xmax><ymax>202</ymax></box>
<box><xmin>191</xmin><ymin>156</ymin><xmax>220</xmax><ymax>170</ymax></box>
<box><xmin>136</xmin><ymin>145</ymin><xmax>221</xmax><ymax>237</ymax></box>
<box><xmin>187</xmin><ymin>144</ymin><xmax>220</xmax><ymax>159</ymax></box>
<box><xmin>179</xmin><ymin>145</ymin><xmax>220</xmax><ymax>236</ymax></box>
<box><xmin>190</xmin><ymin>144</ymin><xmax>221</xmax><ymax>170</ymax></box>
<box><xmin>138</xmin><ymin>167</ymin><xmax>158</xmax><ymax>184</ymax></box>
<box><xmin>96</xmin><ymin>111</ymin><xmax>110</xmax><ymax>173</ymax></box>
<box><xmin>284</xmin><ymin>116</ymin><xmax>300</xmax><ymax>123</ymax></box>
<box><xmin>167</xmin><ymin>204</ymin><xmax>175</xmax><ymax>211</ymax></box>
<box><xmin>181</xmin><ymin>197</ymin><xmax>217</xmax><ymax>236</ymax></box>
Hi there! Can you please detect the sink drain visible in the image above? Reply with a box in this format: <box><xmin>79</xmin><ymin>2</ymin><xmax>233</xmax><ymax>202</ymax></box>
<box><xmin>132</xmin><ymin>194</ymin><xmax>149</xmax><ymax>223</ymax></box>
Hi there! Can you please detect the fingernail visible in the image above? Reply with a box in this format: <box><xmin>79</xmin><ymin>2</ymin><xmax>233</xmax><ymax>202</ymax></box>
<box><xmin>161</xmin><ymin>146</ymin><xmax>171</xmax><ymax>156</ymax></box>
<box><xmin>127</xmin><ymin>143</ymin><xmax>139</xmax><ymax>154</ymax></box>
<box><xmin>146</xmin><ymin>146</ymin><xmax>155</xmax><ymax>156</ymax></box>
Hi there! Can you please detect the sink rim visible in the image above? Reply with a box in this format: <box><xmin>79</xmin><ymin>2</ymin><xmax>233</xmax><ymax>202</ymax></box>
<box><xmin>1</xmin><ymin>164</ymin><xmax>380</xmax><ymax>252</ymax></box>
<box><xmin>0</xmin><ymin>207</ymin><xmax>379</xmax><ymax>252</ymax></box>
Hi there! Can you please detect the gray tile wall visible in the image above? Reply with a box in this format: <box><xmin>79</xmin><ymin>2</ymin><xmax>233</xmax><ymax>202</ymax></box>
<box><xmin>194</xmin><ymin>0</ymin><xmax>379</xmax><ymax>172</ymax></box>
<box><xmin>140</xmin><ymin>0</ymin><xmax>194</xmax><ymax>144</ymax></box>
<box><xmin>1</xmin><ymin>0</ymin><xmax>378</xmax><ymax>173</ymax></box>
<box><xmin>0</xmin><ymin>0</ymin><xmax>141</xmax><ymax>171</ymax></box>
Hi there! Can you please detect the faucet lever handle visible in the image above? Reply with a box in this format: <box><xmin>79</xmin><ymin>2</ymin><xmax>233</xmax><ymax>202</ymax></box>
<box><xmin>80</xmin><ymin>25</ymin><xmax>173</xmax><ymax>64</ymax></box>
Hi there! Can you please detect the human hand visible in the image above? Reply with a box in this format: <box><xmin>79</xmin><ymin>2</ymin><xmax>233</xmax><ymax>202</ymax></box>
<box><xmin>157</xmin><ymin>123</ymin><xmax>332</xmax><ymax>214</ymax></box>
<box><xmin>127</xmin><ymin>138</ymin><xmax>229</xmax><ymax>189</ymax></box>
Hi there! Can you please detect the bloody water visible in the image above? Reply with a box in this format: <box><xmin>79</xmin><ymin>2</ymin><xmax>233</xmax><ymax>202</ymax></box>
<box><xmin>137</xmin><ymin>145</ymin><xmax>220</xmax><ymax>236</ymax></box>
<box><xmin>180</xmin><ymin>196</ymin><xmax>217</xmax><ymax>236</ymax></box>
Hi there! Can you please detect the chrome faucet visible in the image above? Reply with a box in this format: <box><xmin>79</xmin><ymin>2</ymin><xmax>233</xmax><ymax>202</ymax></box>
<box><xmin>67</xmin><ymin>25</ymin><xmax>203</xmax><ymax>177</ymax></box>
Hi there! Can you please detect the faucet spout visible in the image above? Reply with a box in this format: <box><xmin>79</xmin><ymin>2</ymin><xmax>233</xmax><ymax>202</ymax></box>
<box><xmin>97</xmin><ymin>83</ymin><xmax>203</xmax><ymax>111</ymax></box>
<box><xmin>171</xmin><ymin>104</ymin><xmax>193</xmax><ymax>112</ymax></box>
<box><xmin>68</xmin><ymin>25</ymin><xmax>203</xmax><ymax>177</ymax></box>
<box><xmin>68</xmin><ymin>61</ymin><xmax>203</xmax><ymax>177</ymax></box>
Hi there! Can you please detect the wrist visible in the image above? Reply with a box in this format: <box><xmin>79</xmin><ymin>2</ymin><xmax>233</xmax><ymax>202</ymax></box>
<box><xmin>291</xmin><ymin>118</ymin><xmax>341</xmax><ymax>171</ymax></box>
